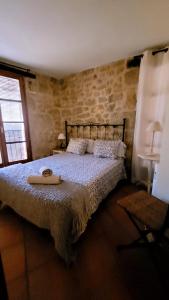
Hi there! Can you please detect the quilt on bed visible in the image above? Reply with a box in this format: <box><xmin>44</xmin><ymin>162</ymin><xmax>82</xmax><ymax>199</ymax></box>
<box><xmin>0</xmin><ymin>153</ymin><xmax>125</xmax><ymax>262</ymax></box>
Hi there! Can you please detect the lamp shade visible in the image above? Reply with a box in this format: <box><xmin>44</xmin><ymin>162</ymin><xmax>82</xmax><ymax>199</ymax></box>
<box><xmin>146</xmin><ymin>121</ymin><xmax>162</xmax><ymax>132</ymax></box>
<box><xmin>58</xmin><ymin>133</ymin><xmax>65</xmax><ymax>140</ymax></box>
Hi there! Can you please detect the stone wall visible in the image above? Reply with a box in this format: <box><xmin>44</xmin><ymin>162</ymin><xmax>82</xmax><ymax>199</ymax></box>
<box><xmin>24</xmin><ymin>59</ymin><xmax>139</xmax><ymax>171</ymax></box>
<box><xmin>24</xmin><ymin>75</ymin><xmax>61</xmax><ymax>159</ymax></box>
<box><xmin>59</xmin><ymin>59</ymin><xmax>139</xmax><ymax>170</ymax></box>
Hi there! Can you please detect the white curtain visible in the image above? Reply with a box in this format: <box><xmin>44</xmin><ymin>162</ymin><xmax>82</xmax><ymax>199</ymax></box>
<box><xmin>132</xmin><ymin>49</ymin><xmax>169</xmax><ymax>183</ymax></box>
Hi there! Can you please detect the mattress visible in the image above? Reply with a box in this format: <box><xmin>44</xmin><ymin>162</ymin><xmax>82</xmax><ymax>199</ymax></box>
<box><xmin>0</xmin><ymin>153</ymin><xmax>125</xmax><ymax>262</ymax></box>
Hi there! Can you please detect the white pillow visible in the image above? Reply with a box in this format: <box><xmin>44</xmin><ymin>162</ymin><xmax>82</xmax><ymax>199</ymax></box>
<box><xmin>94</xmin><ymin>140</ymin><xmax>119</xmax><ymax>158</ymax></box>
<box><xmin>66</xmin><ymin>138</ymin><xmax>87</xmax><ymax>155</ymax></box>
<box><xmin>93</xmin><ymin>139</ymin><xmax>127</xmax><ymax>158</ymax></box>
<box><xmin>117</xmin><ymin>141</ymin><xmax>127</xmax><ymax>158</ymax></box>
<box><xmin>86</xmin><ymin>139</ymin><xmax>95</xmax><ymax>154</ymax></box>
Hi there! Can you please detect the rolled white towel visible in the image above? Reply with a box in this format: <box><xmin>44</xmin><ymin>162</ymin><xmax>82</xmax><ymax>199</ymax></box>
<box><xmin>27</xmin><ymin>175</ymin><xmax>61</xmax><ymax>185</ymax></box>
<box><xmin>39</xmin><ymin>166</ymin><xmax>53</xmax><ymax>177</ymax></box>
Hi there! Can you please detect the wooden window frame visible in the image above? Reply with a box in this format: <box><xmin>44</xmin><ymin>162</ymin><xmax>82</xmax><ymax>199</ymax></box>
<box><xmin>0</xmin><ymin>70</ymin><xmax>32</xmax><ymax>165</ymax></box>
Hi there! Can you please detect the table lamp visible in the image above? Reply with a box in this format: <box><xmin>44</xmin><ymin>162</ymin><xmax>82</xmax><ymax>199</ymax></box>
<box><xmin>58</xmin><ymin>133</ymin><xmax>65</xmax><ymax>149</ymax></box>
<box><xmin>146</xmin><ymin>121</ymin><xmax>162</xmax><ymax>154</ymax></box>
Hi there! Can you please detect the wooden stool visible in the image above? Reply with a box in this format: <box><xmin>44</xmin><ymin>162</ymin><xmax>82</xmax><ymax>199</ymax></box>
<box><xmin>117</xmin><ymin>191</ymin><xmax>169</xmax><ymax>251</ymax></box>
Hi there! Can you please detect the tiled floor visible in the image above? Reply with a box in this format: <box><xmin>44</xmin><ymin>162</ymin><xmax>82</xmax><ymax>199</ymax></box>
<box><xmin>0</xmin><ymin>182</ymin><xmax>169</xmax><ymax>300</ymax></box>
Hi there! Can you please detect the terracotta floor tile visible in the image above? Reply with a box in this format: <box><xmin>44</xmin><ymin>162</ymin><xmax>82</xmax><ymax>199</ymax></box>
<box><xmin>0</xmin><ymin>208</ymin><xmax>23</xmax><ymax>250</ymax></box>
<box><xmin>74</xmin><ymin>227</ymin><xmax>131</xmax><ymax>300</ymax></box>
<box><xmin>1</xmin><ymin>184</ymin><xmax>169</xmax><ymax>300</ymax></box>
<box><xmin>0</xmin><ymin>222</ymin><xmax>23</xmax><ymax>250</ymax></box>
<box><xmin>29</xmin><ymin>259</ymin><xmax>79</xmax><ymax>300</ymax></box>
<box><xmin>23</xmin><ymin>224</ymin><xmax>57</xmax><ymax>271</ymax></box>
<box><xmin>119</xmin><ymin>249</ymin><xmax>167</xmax><ymax>300</ymax></box>
<box><xmin>0</xmin><ymin>208</ymin><xmax>16</xmax><ymax>224</ymax></box>
<box><xmin>1</xmin><ymin>243</ymin><xmax>26</xmax><ymax>282</ymax></box>
<box><xmin>81</xmin><ymin>275</ymin><xmax>131</xmax><ymax>300</ymax></box>
<box><xmin>6</xmin><ymin>276</ymin><xmax>28</xmax><ymax>300</ymax></box>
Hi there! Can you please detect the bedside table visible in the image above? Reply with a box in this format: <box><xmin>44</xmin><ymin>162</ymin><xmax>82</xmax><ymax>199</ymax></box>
<box><xmin>138</xmin><ymin>153</ymin><xmax>160</xmax><ymax>194</ymax></box>
<box><xmin>52</xmin><ymin>149</ymin><xmax>65</xmax><ymax>155</ymax></box>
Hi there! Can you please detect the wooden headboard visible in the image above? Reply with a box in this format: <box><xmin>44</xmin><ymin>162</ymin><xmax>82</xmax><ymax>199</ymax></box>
<box><xmin>65</xmin><ymin>118</ymin><xmax>126</xmax><ymax>147</ymax></box>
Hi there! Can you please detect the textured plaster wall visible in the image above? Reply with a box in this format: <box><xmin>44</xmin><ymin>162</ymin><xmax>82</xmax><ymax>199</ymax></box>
<box><xmin>59</xmin><ymin>60</ymin><xmax>139</xmax><ymax>169</ymax></box>
<box><xmin>24</xmin><ymin>75</ymin><xmax>61</xmax><ymax>159</ymax></box>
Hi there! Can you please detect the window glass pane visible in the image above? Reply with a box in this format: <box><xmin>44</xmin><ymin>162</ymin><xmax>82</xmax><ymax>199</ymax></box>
<box><xmin>7</xmin><ymin>142</ymin><xmax>27</xmax><ymax>162</ymax></box>
<box><xmin>0</xmin><ymin>101</ymin><xmax>23</xmax><ymax>122</ymax></box>
<box><xmin>0</xmin><ymin>76</ymin><xmax>21</xmax><ymax>100</ymax></box>
<box><xmin>4</xmin><ymin>123</ymin><xmax>26</xmax><ymax>142</ymax></box>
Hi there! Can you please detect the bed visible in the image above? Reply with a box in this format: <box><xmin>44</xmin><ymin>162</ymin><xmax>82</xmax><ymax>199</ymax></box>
<box><xmin>0</xmin><ymin>119</ymin><xmax>126</xmax><ymax>263</ymax></box>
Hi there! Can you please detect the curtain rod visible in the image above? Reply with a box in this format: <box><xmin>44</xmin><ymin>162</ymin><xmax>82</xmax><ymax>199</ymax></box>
<box><xmin>127</xmin><ymin>47</ymin><xmax>169</xmax><ymax>68</ymax></box>
<box><xmin>134</xmin><ymin>47</ymin><xmax>168</xmax><ymax>60</ymax></box>
<box><xmin>0</xmin><ymin>61</ymin><xmax>36</xmax><ymax>79</ymax></box>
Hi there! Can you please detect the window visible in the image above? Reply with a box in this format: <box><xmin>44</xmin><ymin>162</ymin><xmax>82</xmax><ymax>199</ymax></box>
<box><xmin>0</xmin><ymin>71</ymin><xmax>31</xmax><ymax>166</ymax></box>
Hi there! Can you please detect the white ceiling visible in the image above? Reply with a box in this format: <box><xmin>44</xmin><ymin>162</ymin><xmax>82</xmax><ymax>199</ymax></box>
<box><xmin>1</xmin><ymin>0</ymin><xmax>169</xmax><ymax>78</ymax></box>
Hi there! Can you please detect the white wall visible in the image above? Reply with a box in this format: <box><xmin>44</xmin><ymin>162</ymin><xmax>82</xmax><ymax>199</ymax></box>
<box><xmin>152</xmin><ymin>99</ymin><xmax>169</xmax><ymax>203</ymax></box>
